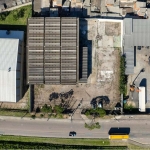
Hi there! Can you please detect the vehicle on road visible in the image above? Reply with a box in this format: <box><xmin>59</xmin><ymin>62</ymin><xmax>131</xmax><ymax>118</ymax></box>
<box><xmin>108</xmin><ymin>127</ymin><xmax>130</xmax><ymax>140</ymax></box>
<box><xmin>109</xmin><ymin>135</ymin><xmax>129</xmax><ymax>139</ymax></box>
<box><xmin>69</xmin><ymin>131</ymin><xmax>76</xmax><ymax>136</ymax></box>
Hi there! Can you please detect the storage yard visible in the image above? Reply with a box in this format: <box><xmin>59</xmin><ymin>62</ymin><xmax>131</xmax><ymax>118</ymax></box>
<box><xmin>0</xmin><ymin>19</ymin><xmax>122</xmax><ymax>115</ymax></box>
<box><xmin>32</xmin><ymin>19</ymin><xmax>122</xmax><ymax>112</ymax></box>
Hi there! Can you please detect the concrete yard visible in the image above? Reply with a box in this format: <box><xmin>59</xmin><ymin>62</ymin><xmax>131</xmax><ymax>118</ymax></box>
<box><xmin>127</xmin><ymin>47</ymin><xmax>150</xmax><ymax>111</ymax></box>
<box><xmin>32</xmin><ymin>19</ymin><xmax>122</xmax><ymax>114</ymax></box>
<box><xmin>0</xmin><ymin>19</ymin><xmax>122</xmax><ymax>114</ymax></box>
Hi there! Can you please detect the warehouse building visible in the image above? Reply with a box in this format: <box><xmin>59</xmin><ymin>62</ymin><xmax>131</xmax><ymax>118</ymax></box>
<box><xmin>27</xmin><ymin>17</ymin><xmax>79</xmax><ymax>85</ymax></box>
<box><xmin>0</xmin><ymin>30</ymin><xmax>24</xmax><ymax>102</ymax></box>
<box><xmin>123</xmin><ymin>18</ymin><xmax>150</xmax><ymax>75</ymax></box>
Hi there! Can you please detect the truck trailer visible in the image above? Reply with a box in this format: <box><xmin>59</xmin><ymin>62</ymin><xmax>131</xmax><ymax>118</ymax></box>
<box><xmin>139</xmin><ymin>87</ymin><xmax>146</xmax><ymax>112</ymax></box>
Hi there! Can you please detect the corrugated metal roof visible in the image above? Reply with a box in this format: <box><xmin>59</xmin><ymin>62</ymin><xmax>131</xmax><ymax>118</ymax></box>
<box><xmin>133</xmin><ymin>19</ymin><xmax>150</xmax><ymax>33</ymax></box>
<box><xmin>124</xmin><ymin>35</ymin><xmax>133</xmax><ymax>47</ymax></box>
<box><xmin>133</xmin><ymin>33</ymin><xmax>150</xmax><ymax>46</ymax></box>
<box><xmin>124</xmin><ymin>18</ymin><xmax>132</xmax><ymax>35</ymax></box>
<box><xmin>124</xmin><ymin>47</ymin><xmax>134</xmax><ymax>75</ymax></box>
<box><xmin>27</xmin><ymin>17</ymin><xmax>79</xmax><ymax>85</ymax></box>
<box><xmin>132</xmin><ymin>19</ymin><xmax>150</xmax><ymax>46</ymax></box>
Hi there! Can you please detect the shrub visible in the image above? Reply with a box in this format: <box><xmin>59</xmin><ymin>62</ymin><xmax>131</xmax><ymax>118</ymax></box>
<box><xmin>85</xmin><ymin>108</ymin><xmax>106</xmax><ymax>118</ymax></box>
<box><xmin>84</xmin><ymin>122</ymin><xmax>101</xmax><ymax>130</ymax></box>
<box><xmin>56</xmin><ymin>114</ymin><xmax>63</xmax><ymax>119</ymax></box>
<box><xmin>95</xmin><ymin>108</ymin><xmax>106</xmax><ymax>117</ymax></box>
<box><xmin>85</xmin><ymin>111</ymin><xmax>90</xmax><ymax>116</ymax></box>
<box><xmin>0</xmin><ymin>13</ymin><xmax>6</xmax><ymax>20</ymax></box>
<box><xmin>41</xmin><ymin>104</ymin><xmax>52</xmax><ymax>114</ymax></box>
<box><xmin>95</xmin><ymin>122</ymin><xmax>101</xmax><ymax>129</ymax></box>
<box><xmin>40</xmin><ymin>114</ymin><xmax>44</xmax><ymax>118</ymax></box>
<box><xmin>31</xmin><ymin>115</ymin><xmax>36</xmax><ymax>119</ymax></box>
<box><xmin>120</xmin><ymin>56</ymin><xmax>127</xmax><ymax>96</ymax></box>
<box><xmin>36</xmin><ymin>107</ymin><xmax>40</xmax><ymax>113</ymax></box>
<box><xmin>124</xmin><ymin>103</ymin><xmax>134</xmax><ymax>110</ymax></box>
<box><xmin>53</xmin><ymin>105</ymin><xmax>64</xmax><ymax>114</ymax></box>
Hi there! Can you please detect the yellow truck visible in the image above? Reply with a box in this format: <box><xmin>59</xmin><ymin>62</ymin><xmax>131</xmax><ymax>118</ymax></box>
<box><xmin>109</xmin><ymin>135</ymin><xmax>129</xmax><ymax>140</ymax></box>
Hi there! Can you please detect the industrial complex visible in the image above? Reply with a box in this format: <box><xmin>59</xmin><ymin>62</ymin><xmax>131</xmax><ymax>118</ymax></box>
<box><xmin>1</xmin><ymin>0</ymin><xmax>150</xmax><ymax>147</ymax></box>
<box><xmin>0</xmin><ymin>0</ymin><xmax>149</xmax><ymax>116</ymax></box>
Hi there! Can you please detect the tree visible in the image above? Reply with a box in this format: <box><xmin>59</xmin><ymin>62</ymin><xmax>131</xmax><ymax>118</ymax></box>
<box><xmin>53</xmin><ymin>105</ymin><xmax>64</xmax><ymax>114</ymax></box>
<box><xmin>85</xmin><ymin>108</ymin><xmax>106</xmax><ymax>118</ymax></box>
<box><xmin>84</xmin><ymin>122</ymin><xmax>101</xmax><ymax>130</ymax></box>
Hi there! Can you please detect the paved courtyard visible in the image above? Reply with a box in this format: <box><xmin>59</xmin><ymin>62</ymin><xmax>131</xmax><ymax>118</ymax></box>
<box><xmin>127</xmin><ymin>47</ymin><xmax>150</xmax><ymax>110</ymax></box>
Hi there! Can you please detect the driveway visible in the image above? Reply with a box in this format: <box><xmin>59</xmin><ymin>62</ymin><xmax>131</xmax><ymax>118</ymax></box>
<box><xmin>128</xmin><ymin>47</ymin><xmax>150</xmax><ymax>109</ymax></box>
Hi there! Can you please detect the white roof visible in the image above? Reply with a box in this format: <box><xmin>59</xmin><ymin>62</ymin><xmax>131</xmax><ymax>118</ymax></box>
<box><xmin>0</xmin><ymin>39</ymin><xmax>19</xmax><ymax>102</ymax></box>
<box><xmin>139</xmin><ymin>87</ymin><xmax>146</xmax><ymax>112</ymax></box>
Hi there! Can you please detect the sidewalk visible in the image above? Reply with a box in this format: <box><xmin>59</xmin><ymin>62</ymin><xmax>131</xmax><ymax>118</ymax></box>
<box><xmin>1</xmin><ymin>2</ymin><xmax>32</xmax><ymax>12</ymax></box>
<box><xmin>0</xmin><ymin>115</ymin><xmax>71</xmax><ymax>123</ymax></box>
<box><xmin>1</xmin><ymin>114</ymin><xmax>150</xmax><ymax>122</ymax></box>
<box><xmin>129</xmin><ymin>138</ymin><xmax>150</xmax><ymax>147</ymax></box>
<box><xmin>117</xmin><ymin>114</ymin><xmax>150</xmax><ymax>120</ymax></box>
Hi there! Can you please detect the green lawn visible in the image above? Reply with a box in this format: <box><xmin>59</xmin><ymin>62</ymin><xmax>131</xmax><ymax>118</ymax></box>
<box><xmin>0</xmin><ymin>109</ymin><xmax>30</xmax><ymax>117</ymax></box>
<box><xmin>0</xmin><ymin>136</ymin><xmax>109</xmax><ymax>146</ymax></box>
<box><xmin>0</xmin><ymin>135</ymin><xmax>146</xmax><ymax>149</ymax></box>
<box><xmin>0</xmin><ymin>5</ymin><xmax>32</xmax><ymax>25</ymax></box>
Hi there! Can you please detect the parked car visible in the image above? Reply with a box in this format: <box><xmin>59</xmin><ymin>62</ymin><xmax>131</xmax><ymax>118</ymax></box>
<box><xmin>69</xmin><ymin>131</ymin><xmax>76</xmax><ymax>136</ymax></box>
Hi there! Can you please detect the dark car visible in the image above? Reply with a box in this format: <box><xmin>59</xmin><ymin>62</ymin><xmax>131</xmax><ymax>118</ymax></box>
<box><xmin>69</xmin><ymin>131</ymin><xmax>76</xmax><ymax>136</ymax></box>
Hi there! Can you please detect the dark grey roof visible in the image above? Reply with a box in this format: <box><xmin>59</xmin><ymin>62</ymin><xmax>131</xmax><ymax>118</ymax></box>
<box><xmin>124</xmin><ymin>47</ymin><xmax>134</xmax><ymax>75</ymax></box>
<box><xmin>133</xmin><ymin>19</ymin><xmax>150</xmax><ymax>46</ymax></box>
<box><xmin>123</xmin><ymin>19</ymin><xmax>150</xmax><ymax>47</ymax></box>
<box><xmin>27</xmin><ymin>17</ymin><xmax>79</xmax><ymax>85</ymax></box>
<box><xmin>80</xmin><ymin>47</ymin><xmax>88</xmax><ymax>83</ymax></box>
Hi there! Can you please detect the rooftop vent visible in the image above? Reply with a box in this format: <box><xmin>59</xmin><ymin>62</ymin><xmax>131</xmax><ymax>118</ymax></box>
<box><xmin>8</xmin><ymin>67</ymin><xmax>11</xmax><ymax>72</ymax></box>
<box><xmin>6</xmin><ymin>30</ymin><xmax>10</xmax><ymax>35</ymax></box>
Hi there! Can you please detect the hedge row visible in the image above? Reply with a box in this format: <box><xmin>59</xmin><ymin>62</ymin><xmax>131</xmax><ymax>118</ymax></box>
<box><xmin>0</xmin><ymin>141</ymin><xmax>127</xmax><ymax>149</ymax></box>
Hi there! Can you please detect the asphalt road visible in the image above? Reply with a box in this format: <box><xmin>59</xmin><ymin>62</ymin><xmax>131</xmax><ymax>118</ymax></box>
<box><xmin>0</xmin><ymin>116</ymin><xmax>150</xmax><ymax>144</ymax></box>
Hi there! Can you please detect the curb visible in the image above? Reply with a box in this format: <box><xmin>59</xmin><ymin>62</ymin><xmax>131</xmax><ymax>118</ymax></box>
<box><xmin>128</xmin><ymin>138</ymin><xmax>150</xmax><ymax>147</ymax></box>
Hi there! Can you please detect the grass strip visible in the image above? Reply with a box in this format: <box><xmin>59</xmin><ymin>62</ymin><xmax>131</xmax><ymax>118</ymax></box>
<box><xmin>0</xmin><ymin>5</ymin><xmax>32</xmax><ymax>25</ymax></box>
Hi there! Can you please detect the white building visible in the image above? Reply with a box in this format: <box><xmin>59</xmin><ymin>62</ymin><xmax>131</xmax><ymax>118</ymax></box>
<box><xmin>0</xmin><ymin>30</ymin><xmax>24</xmax><ymax>102</ymax></box>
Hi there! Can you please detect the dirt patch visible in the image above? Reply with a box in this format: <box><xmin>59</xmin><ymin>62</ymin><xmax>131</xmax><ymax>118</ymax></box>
<box><xmin>105</xmin><ymin>22</ymin><xmax>121</xmax><ymax>36</ymax></box>
<box><xmin>0</xmin><ymin>89</ymin><xmax>29</xmax><ymax>110</ymax></box>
